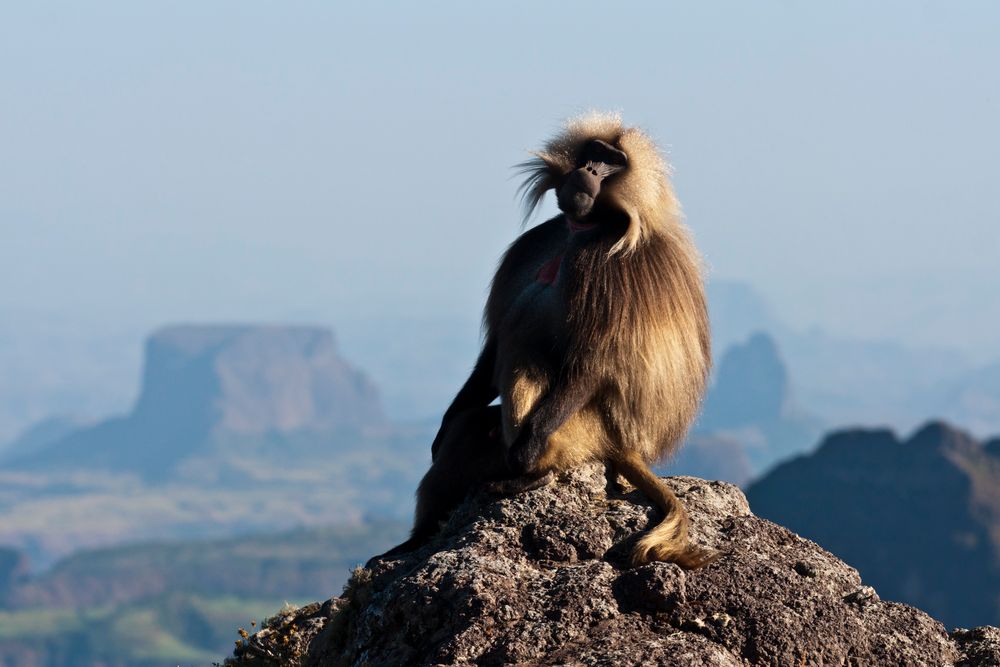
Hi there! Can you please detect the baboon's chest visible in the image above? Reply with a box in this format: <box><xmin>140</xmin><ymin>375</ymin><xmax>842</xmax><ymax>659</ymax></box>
<box><xmin>504</xmin><ymin>264</ymin><xmax>567</xmax><ymax>353</ymax></box>
<box><xmin>535</xmin><ymin>253</ymin><xmax>563</xmax><ymax>285</ymax></box>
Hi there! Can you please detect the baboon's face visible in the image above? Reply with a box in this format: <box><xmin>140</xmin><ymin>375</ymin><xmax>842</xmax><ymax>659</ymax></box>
<box><xmin>556</xmin><ymin>139</ymin><xmax>628</xmax><ymax>221</ymax></box>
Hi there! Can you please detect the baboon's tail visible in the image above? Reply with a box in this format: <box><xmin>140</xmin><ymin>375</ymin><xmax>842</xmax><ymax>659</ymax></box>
<box><xmin>615</xmin><ymin>454</ymin><xmax>718</xmax><ymax>569</ymax></box>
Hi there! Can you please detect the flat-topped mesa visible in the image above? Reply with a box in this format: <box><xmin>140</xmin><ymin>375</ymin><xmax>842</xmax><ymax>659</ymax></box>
<box><xmin>7</xmin><ymin>324</ymin><xmax>385</xmax><ymax>479</ymax></box>
<box><xmin>227</xmin><ymin>465</ymin><xmax>996</xmax><ymax>666</ymax></box>
<box><xmin>135</xmin><ymin>325</ymin><xmax>385</xmax><ymax>436</ymax></box>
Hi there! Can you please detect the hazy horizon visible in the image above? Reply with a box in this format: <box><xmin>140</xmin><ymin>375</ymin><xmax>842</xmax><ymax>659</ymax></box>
<box><xmin>3</xmin><ymin>1</ymin><xmax>999</xmax><ymax>435</ymax></box>
<box><xmin>4</xmin><ymin>7</ymin><xmax>1000</xmax><ymax>662</ymax></box>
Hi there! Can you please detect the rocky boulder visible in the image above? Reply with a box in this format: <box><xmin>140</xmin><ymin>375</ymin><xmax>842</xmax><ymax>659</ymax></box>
<box><xmin>227</xmin><ymin>465</ymin><xmax>996</xmax><ymax>665</ymax></box>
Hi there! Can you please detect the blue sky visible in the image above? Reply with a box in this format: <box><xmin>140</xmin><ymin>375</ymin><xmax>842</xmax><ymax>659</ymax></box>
<box><xmin>1</xmin><ymin>2</ymin><xmax>998</xmax><ymax>379</ymax></box>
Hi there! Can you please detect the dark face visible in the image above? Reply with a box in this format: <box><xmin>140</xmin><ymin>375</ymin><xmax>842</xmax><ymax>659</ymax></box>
<box><xmin>556</xmin><ymin>139</ymin><xmax>628</xmax><ymax>221</ymax></box>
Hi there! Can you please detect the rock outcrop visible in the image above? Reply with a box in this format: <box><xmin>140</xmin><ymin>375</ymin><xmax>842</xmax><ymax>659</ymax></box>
<box><xmin>700</xmin><ymin>333</ymin><xmax>790</xmax><ymax>429</ymax></box>
<box><xmin>227</xmin><ymin>465</ymin><xmax>996</xmax><ymax>666</ymax></box>
<box><xmin>693</xmin><ymin>332</ymin><xmax>823</xmax><ymax>476</ymax></box>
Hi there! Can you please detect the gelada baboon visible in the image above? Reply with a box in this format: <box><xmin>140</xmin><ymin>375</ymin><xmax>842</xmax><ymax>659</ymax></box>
<box><xmin>382</xmin><ymin>112</ymin><xmax>714</xmax><ymax>568</ymax></box>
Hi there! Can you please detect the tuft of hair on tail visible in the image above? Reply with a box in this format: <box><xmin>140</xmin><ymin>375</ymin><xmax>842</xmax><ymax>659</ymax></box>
<box><xmin>615</xmin><ymin>454</ymin><xmax>720</xmax><ymax>569</ymax></box>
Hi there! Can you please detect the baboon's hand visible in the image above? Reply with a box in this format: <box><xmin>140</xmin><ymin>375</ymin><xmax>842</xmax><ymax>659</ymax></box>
<box><xmin>507</xmin><ymin>420</ymin><xmax>544</xmax><ymax>475</ymax></box>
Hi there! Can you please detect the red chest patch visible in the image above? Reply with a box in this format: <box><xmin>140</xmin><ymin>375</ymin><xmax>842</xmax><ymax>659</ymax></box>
<box><xmin>536</xmin><ymin>254</ymin><xmax>563</xmax><ymax>285</ymax></box>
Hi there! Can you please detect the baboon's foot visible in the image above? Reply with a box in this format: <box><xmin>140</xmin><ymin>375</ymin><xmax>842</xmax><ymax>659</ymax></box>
<box><xmin>604</xmin><ymin>463</ymin><xmax>625</xmax><ymax>495</ymax></box>
<box><xmin>365</xmin><ymin>536</ymin><xmax>427</xmax><ymax>568</ymax></box>
<box><xmin>486</xmin><ymin>470</ymin><xmax>555</xmax><ymax>495</ymax></box>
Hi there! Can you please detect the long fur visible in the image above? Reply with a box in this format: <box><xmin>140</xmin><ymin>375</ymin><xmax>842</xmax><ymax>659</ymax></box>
<box><xmin>496</xmin><ymin>112</ymin><xmax>714</xmax><ymax>566</ymax></box>
<box><xmin>616</xmin><ymin>453</ymin><xmax>718</xmax><ymax>568</ymax></box>
<box><xmin>387</xmin><ymin>113</ymin><xmax>715</xmax><ymax>569</ymax></box>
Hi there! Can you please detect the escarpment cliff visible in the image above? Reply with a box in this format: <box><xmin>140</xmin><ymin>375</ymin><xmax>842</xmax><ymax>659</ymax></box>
<box><xmin>226</xmin><ymin>465</ymin><xmax>998</xmax><ymax>666</ymax></box>
<box><xmin>7</xmin><ymin>325</ymin><xmax>386</xmax><ymax>479</ymax></box>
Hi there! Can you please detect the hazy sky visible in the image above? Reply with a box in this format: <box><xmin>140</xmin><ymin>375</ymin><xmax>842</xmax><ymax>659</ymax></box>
<box><xmin>2</xmin><ymin>2</ymin><xmax>999</xmax><ymax>417</ymax></box>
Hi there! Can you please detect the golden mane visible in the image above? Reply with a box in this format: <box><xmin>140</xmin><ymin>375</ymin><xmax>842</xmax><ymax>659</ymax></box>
<box><xmin>517</xmin><ymin>111</ymin><xmax>683</xmax><ymax>255</ymax></box>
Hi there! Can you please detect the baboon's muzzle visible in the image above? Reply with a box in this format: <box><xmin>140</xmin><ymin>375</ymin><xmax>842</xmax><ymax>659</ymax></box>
<box><xmin>555</xmin><ymin>139</ymin><xmax>628</xmax><ymax>221</ymax></box>
<box><xmin>557</xmin><ymin>168</ymin><xmax>602</xmax><ymax>219</ymax></box>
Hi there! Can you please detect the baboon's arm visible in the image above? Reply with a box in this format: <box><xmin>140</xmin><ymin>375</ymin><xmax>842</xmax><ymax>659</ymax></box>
<box><xmin>431</xmin><ymin>337</ymin><xmax>499</xmax><ymax>460</ymax></box>
<box><xmin>507</xmin><ymin>367</ymin><xmax>599</xmax><ymax>473</ymax></box>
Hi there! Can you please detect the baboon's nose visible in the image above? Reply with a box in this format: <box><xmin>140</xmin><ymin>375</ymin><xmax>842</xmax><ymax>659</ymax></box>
<box><xmin>568</xmin><ymin>167</ymin><xmax>601</xmax><ymax>199</ymax></box>
<box><xmin>557</xmin><ymin>168</ymin><xmax>601</xmax><ymax>218</ymax></box>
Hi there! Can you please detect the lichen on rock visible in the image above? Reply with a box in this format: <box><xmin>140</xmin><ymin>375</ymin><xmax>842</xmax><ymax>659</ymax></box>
<box><xmin>227</xmin><ymin>465</ymin><xmax>996</xmax><ymax>666</ymax></box>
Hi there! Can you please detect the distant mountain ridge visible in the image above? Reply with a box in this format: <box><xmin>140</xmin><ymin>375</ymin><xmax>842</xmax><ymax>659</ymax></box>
<box><xmin>705</xmin><ymin>280</ymin><xmax>976</xmax><ymax>434</ymax></box>
<box><xmin>1</xmin><ymin>520</ymin><xmax>405</xmax><ymax>611</ymax></box>
<box><xmin>0</xmin><ymin>521</ymin><xmax>407</xmax><ymax>667</ymax></box>
<box><xmin>5</xmin><ymin>325</ymin><xmax>386</xmax><ymax>480</ymax></box>
<box><xmin>747</xmin><ymin>420</ymin><xmax>1000</xmax><ymax>629</ymax></box>
<box><xmin>3</xmin><ymin>280</ymin><xmax>992</xmax><ymax>445</ymax></box>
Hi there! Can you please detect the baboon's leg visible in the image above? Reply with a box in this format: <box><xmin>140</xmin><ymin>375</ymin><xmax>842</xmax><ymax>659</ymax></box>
<box><xmin>370</xmin><ymin>406</ymin><xmax>505</xmax><ymax>562</ymax></box>
<box><xmin>604</xmin><ymin>460</ymin><xmax>625</xmax><ymax>495</ymax></box>
<box><xmin>507</xmin><ymin>371</ymin><xmax>599</xmax><ymax>474</ymax></box>
<box><xmin>432</xmin><ymin>338</ymin><xmax>499</xmax><ymax>461</ymax></box>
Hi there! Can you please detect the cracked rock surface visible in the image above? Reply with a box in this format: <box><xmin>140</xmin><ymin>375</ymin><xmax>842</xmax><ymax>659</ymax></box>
<box><xmin>227</xmin><ymin>465</ymin><xmax>997</xmax><ymax>666</ymax></box>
